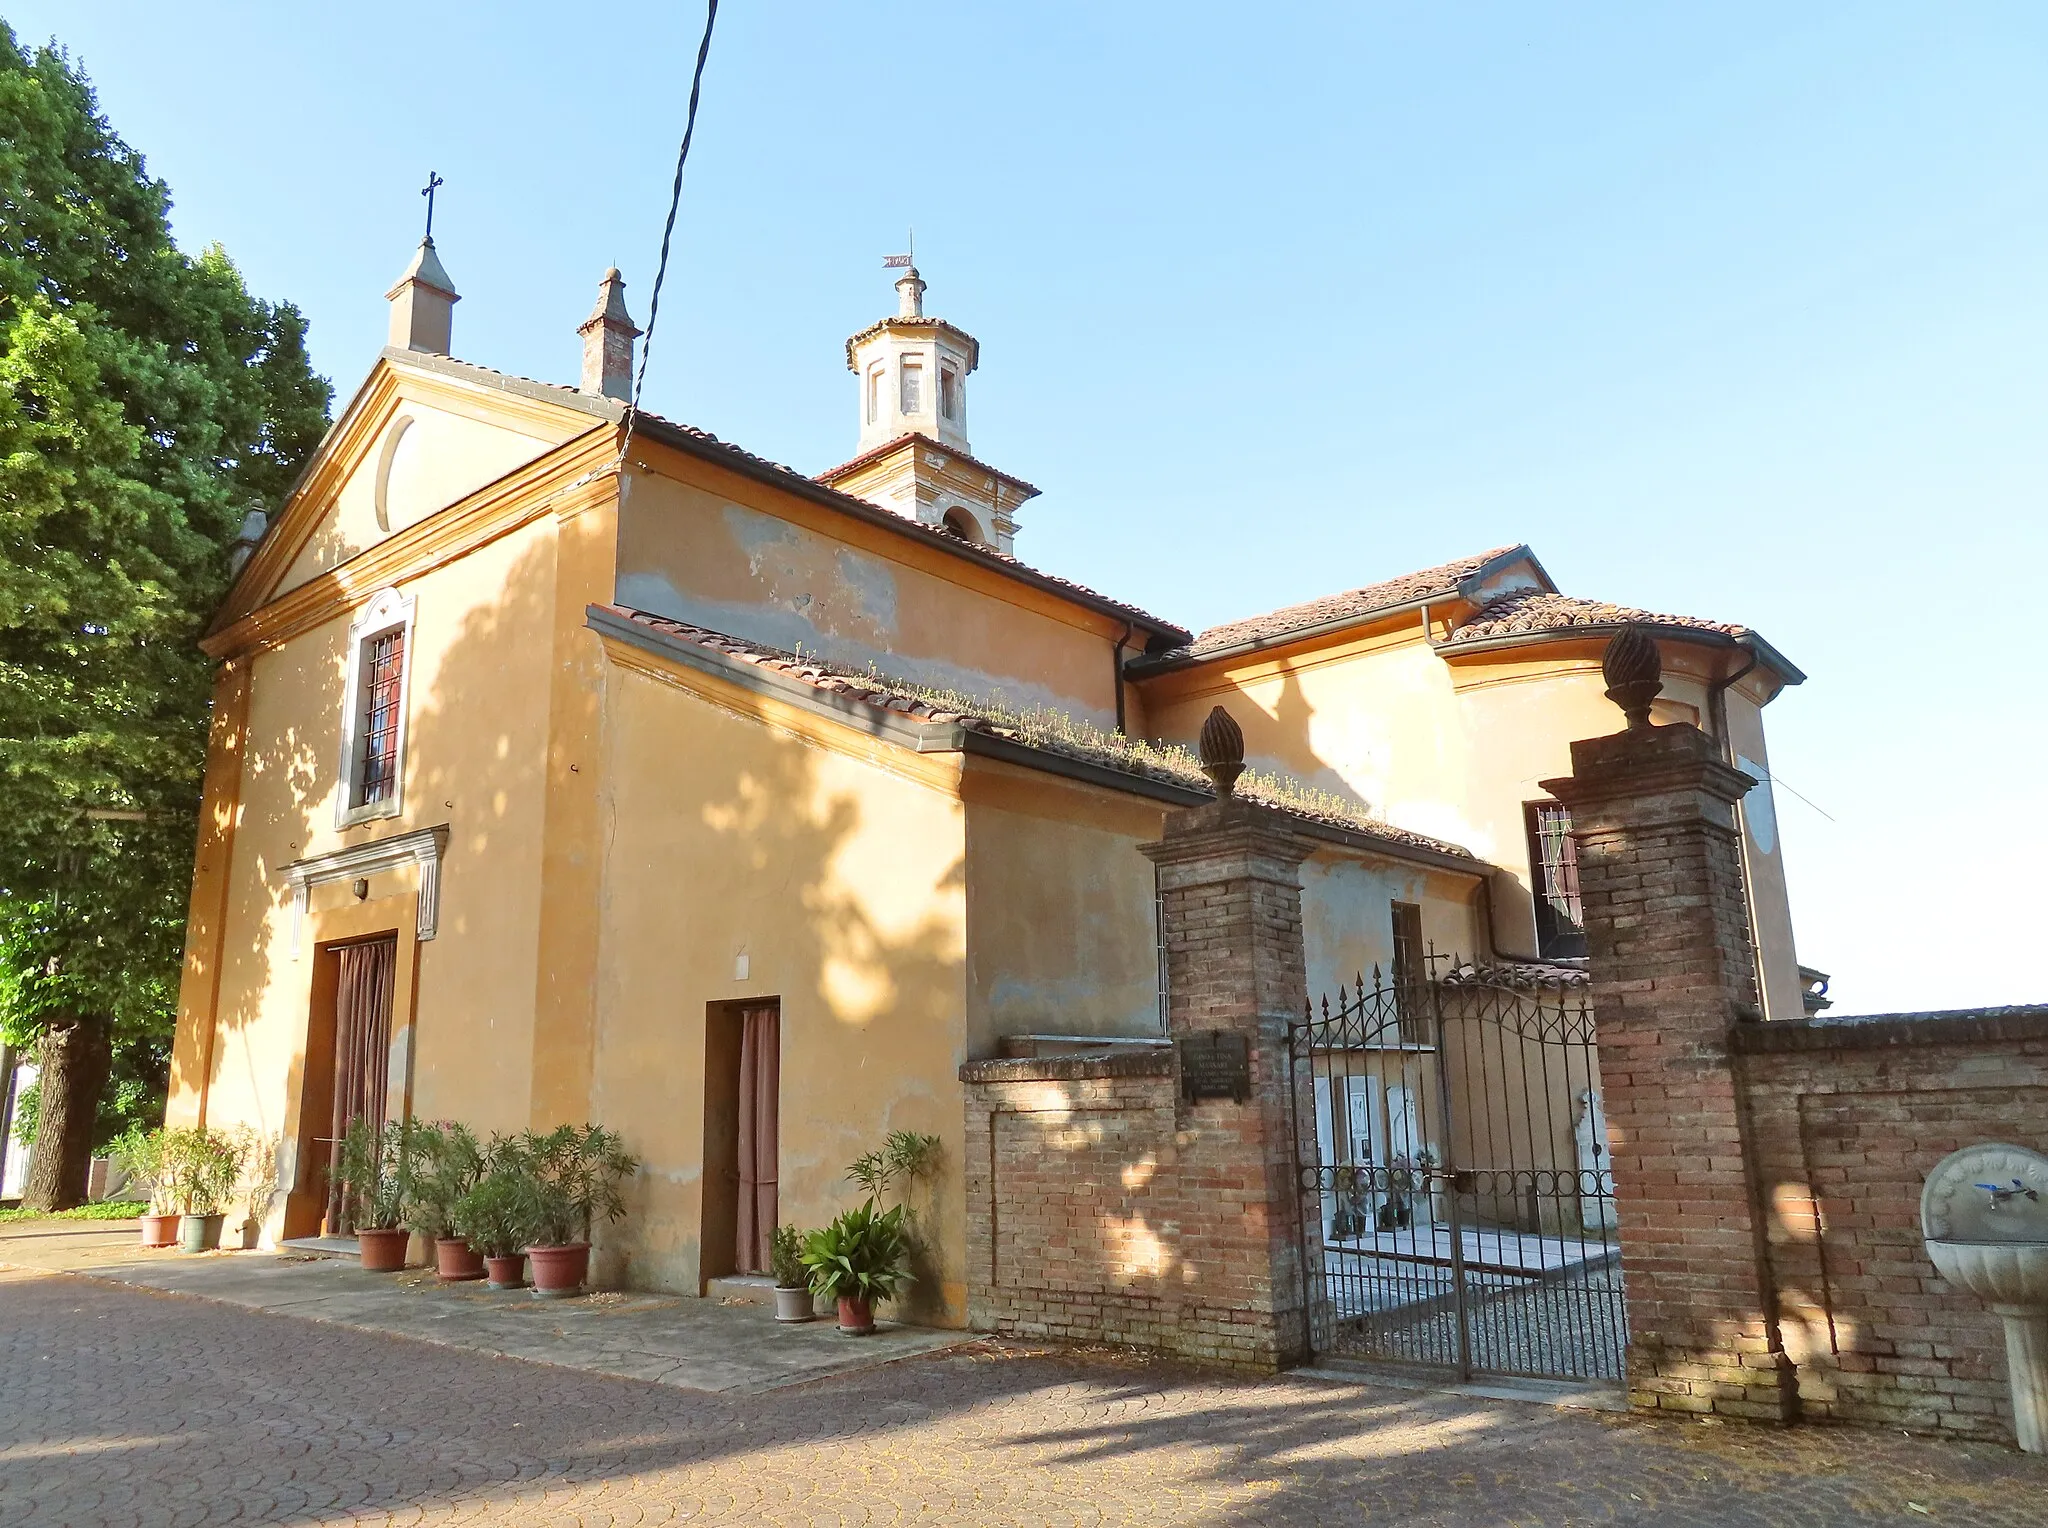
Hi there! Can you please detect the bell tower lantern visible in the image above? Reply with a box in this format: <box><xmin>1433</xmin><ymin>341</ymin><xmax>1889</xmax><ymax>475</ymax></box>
<box><xmin>846</xmin><ymin>265</ymin><xmax>977</xmax><ymax>456</ymax></box>
<box><xmin>819</xmin><ymin>264</ymin><xmax>1037</xmax><ymax>555</ymax></box>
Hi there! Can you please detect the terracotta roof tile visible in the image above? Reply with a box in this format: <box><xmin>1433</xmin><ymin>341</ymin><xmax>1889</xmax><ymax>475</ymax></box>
<box><xmin>842</xmin><ymin>314</ymin><xmax>979</xmax><ymax>371</ymax></box>
<box><xmin>596</xmin><ymin>605</ymin><xmax>1476</xmax><ymax>863</ymax></box>
<box><xmin>1155</xmin><ymin>546</ymin><xmax>1528</xmax><ymax>663</ymax></box>
<box><xmin>816</xmin><ymin>431</ymin><xmax>1040</xmax><ymax>496</ymax></box>
<box><xmin>1447</xmin><ymin>589</ymin><xmax>1749</xmax><ymax>645</ymax></box>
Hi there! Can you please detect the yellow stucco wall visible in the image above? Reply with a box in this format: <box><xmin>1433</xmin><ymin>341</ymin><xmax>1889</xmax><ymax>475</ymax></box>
<box><xmin>960</xmin><ymin>761</ymin><xmax>1169</xmax><ymax>1056</ymax></box>
<box><xmin>275</xmin><ymin>393</ymin><xmax>577</xmax><ymax>595</ymax></box>
<box><xmin>1137</xmin><ymin>623</ymin><xmax>1800</xmax><ymax>1008</ymax></box>
<box><xmin>614</xmin><ymin>451</ymin><xmax>1124</xmax><ymax>726</ymax></box>
<box><xmin>169</xmin><ymin>515</ymin><xmax>566</xmax><ymax>1230</ymax></box>
<box><xmin>1301</xmin><ymin>848</ymin><xmax>1483</xmax><ymax>1003</ymax></box>
<box><xmin>590</xmin><ymin>650</ymin><xmax>972</xmax><ymax>1322</ymax></box>
<box><xmin>1720</xmin><ymin>688</ymin><xmax>1804</xmax><ymax>1022</ymax></box>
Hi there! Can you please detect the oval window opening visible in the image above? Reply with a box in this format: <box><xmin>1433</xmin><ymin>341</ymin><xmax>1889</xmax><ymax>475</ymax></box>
<box><xmin>373</xmin><ymin>416</ymin><xmax>416</xmax><ymax>532</ymax></box>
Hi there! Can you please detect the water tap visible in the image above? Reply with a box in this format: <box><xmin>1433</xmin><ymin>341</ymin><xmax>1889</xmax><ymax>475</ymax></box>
<box><xmin>1975</xmin><ymin>1180</ymin><xmax>2042</xmax><ymax>1210</ymax></box>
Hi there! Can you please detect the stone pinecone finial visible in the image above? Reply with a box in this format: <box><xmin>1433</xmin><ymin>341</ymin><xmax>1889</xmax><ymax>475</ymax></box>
<box><xmin>1198</xmin><ymin>706</ymin><xmax>1246</xmax><ymax>799</ymax></box>
<box><xmin>1601</xmin><ymin>624</ymin><xmax>1663</xmax><ymax>730</ymax></box>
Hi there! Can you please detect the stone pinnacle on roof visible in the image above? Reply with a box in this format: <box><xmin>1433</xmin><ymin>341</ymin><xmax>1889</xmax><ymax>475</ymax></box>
<box><xmin>578</xmin><ymin>267</ymin><xmax>642</xmax><ymax>402</ymax></box>
<box><xmin>386</xmin><ymin>236</ymin><xmax>459</xmax><ymax>355</ymax></box>
<box><xmin>896</xmin><ymin>265</ymin><xmax>926</xmax><ymax>318</ymax></box>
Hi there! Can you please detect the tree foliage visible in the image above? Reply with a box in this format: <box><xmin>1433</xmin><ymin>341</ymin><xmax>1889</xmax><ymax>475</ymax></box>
<box><xmin>0</xmin><ymin>24</ymin><xmax>331</xmax><ymax>1198</ymax></box>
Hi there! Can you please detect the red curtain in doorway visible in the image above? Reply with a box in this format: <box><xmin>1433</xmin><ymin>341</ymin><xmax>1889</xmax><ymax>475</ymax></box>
<box><xmin>734</xmin><ymin>1005</ymin><xmax>780</xmax><ymax>1274</ymax></box>
<box><xmin>326</xmin><ymin>936</ymin><xmax>397</xmax><ymax>1233</ymax></box>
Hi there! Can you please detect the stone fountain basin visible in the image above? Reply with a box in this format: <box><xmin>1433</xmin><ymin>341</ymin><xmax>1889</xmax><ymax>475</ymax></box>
<box><xmin>1926</xmin><ymin>1240</ymin><xmax>2048</xmax><ymax>1309</ymax></box>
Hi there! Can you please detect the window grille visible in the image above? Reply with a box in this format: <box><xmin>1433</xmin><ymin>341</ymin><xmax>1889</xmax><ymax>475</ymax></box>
<box><xmin>359</xmin><ymin>629</ymin><xmax>406</xmax><ymax>805</ymax></box>
<box><xmin>1525</xmin><ymin>801</ymin><xmax>1586</xmax><ymax>959</ymax></box>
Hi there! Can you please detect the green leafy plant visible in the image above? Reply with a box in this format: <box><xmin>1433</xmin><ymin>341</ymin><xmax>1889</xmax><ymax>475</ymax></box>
<box><xmin>158</xmin><ymin>1126</ymin><xmax>251</xmax><ymax>1216</ymax></box>
<box><xmin>770</xmin><ymin>1223</ymin><xmax>807</xmax><ymax>1290</ymax></box>
<box><xmin>799</xmin><ymin>1200</ymin><xmax>911</xmax><ymax>1306</ymax></box>
<box><xmin>0</xmin><ymin>1200</ymin><xmax>147</xmax><ymax>1223</ymax></box>
<box><xmin>404</xmin><ymin>1120</ymin><xmax>485</xmax><ymax>1241</ymax></box>
<box><xmin>107</xmin><ymin>1125</ymin><xmax>172</xmax><ymax>1214</ymax></box>
<box><xmin>0</xmin><ymin>29</ymin><xmax>331</xmax><ymax>1213</ymax></box>
<box><xmin>519</xmin><ymin>1124</ymin><xmax>637</xmax><ymax>1247</ymax></box>
<box><xmin>450</xmin><ymin>1171</ymin><xmax>539</xmax><ymax>1260</ymax></box>
<box><xmin>847</xmin><ymin>1130</ymin><xmax>943</xmax><ymax>1200</ymax></box>
<box><xmin>844</xmin><ymin>1131</ymin><xmax>944</xmax><ymax>1311</ymax></box>
<box><xmin>332</xmin><ymin>1118</ymin><xmax>411</xmax><ymax>1231</ymax></box>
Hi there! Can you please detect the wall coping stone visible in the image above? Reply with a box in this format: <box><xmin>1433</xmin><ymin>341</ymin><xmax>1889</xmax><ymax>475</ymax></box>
<box><xmin>960</xmin><ymin>1051</ymin><xmax>1178</xmax><ymax>1086</ymax></box>
<box><xmin>1731</xmin><ymin>1005</ymin><xmax>2048</xmax><ymax>1054</ymax></box>
<box><xmin>1543</xmin><ymin>722</ymin><xmax>1754</xmax><ymax>817</ymax></box>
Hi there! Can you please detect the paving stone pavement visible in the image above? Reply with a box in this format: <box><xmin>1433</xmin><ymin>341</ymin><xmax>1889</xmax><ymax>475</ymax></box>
<box><xmin>2</xmin><ymin>1267</ymin><xmax>2044</xmax><ymax>1527</ymax></box>
<box><xmin>0</xmin><ymin>1221</ymin><xmax>961</xmax><ymax>1395</ymax></box>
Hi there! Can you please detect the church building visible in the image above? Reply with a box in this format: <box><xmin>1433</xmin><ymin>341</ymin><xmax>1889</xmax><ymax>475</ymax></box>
<box><xmin>167</xmin><ymin>235</ymin><xmax>1807</xmax><ymax>1323</ymax></box>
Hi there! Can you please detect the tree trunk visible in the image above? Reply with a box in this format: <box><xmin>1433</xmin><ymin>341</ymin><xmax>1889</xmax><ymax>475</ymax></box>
<box><xmin>21</xmin><ymin>1016</ymin><xmax>113</xmax><ymax>1212</ymax></box>
<box><xmin>0</xmin><ymin>1043</ymin><xmax>18</xmax><ymax>1193</ymax></box>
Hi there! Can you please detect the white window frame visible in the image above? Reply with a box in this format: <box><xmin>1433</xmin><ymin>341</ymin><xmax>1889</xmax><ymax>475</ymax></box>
<box><xmin>867</xmin><ymin>363</ymin><xmax>885</xmax><ymax>425</ymax></box>
<box><xmin>335</xmin><ymin>587</ymin><xmax>417</xmax><ymax>828</ymax></box>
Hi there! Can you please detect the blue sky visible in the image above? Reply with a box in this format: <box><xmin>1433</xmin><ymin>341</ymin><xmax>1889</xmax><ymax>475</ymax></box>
<box><xmin>16</xmin><ymin>2</ymin><xmax>2044</xmax><ymax>1013</ymax></box>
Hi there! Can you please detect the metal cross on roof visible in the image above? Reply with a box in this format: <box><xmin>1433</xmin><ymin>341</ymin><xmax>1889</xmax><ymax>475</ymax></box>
<box><xmin>421</xmin><ymin>170</ymin><xmax>445</xmax><ymax>240</ymax></box>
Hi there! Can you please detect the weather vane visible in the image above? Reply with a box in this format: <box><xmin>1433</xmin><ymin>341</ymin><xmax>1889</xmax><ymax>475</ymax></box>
<box><xmin>421</xmin><ymin>170</ymin><xmax>445</xmax><ymax>240</ymax></box>
<box><xmin>883</xmin><ymin>227</ymin><xmax>915</xmax><ymax>269</ymax></box>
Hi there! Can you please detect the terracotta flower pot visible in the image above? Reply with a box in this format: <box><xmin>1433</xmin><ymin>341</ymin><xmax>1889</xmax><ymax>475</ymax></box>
<box><xmin>836</xmin><ymin>1294</ymin><xmax>875</xmax><ymax>1335</ymax></box>
<box><xmin>177</xmin><ymin>1213</ymin><xmax>225</xmax><ymax>1254</ymax></box>
<box><xmin>525</xmin><ymin>1242</ymin><xmax>590</xmax><ymax>1299</ymax></box>
<box><xmin>774</xmin><ymin>1285</ymin><xmax>816</xmax><ymax>1323</ymax></box>
<box><xmin>484</xmin><ymin>1253</ymin><xmax>527</xmax><ymax>1291</ymax></box>
<box><xmin>139</xmin><ymin>1212</ymin><xmax>179</xmax><ymax>1249</ymax></box>
<box><xmin>434</xmin><ymin>1237</ymin><xmax>487</xmax><ymax>1282</ymax></box>
<box><xmin>358</xmin><ymin>1226</ymin><xmax>411</xmax><ymax>1273</ymax></box>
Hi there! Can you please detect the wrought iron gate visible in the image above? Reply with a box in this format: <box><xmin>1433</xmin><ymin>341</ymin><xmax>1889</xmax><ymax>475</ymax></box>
<box><xmin>1289</xmin><ymin>960</ymin><xmax>1626</xmax><ymax>1382</ymax></box>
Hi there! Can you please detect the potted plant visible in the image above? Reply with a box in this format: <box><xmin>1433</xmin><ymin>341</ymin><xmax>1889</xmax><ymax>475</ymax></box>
<box><xmin>1378</xmin><ymin>1148</ymin><xmax>1437</xmax><ymax>1231</ymax></box>
<box><xmin>110</xmin><ymin>1127</ymin><xmax>177</xmax><ymax>1248</ymax></box>
<box><xmin>846</xmin><ymin>1130</ymin><xmax>943</xmax><ymax>1320</ymax></box>
<box><xmin>160</xmin><ymin>1126</ymin><xmax>251</xmax><ymax>1252</ymax></box>
<box><xmin>521</xmin><ymin>1124</ymin><xmax>637</xmax><ymax>1298</ymax></box>
<box><xmin>451</xmin><ymin>1166</ymin><xmax>537</xmax><ymax>1290</ymax></box>
<box><xmin>800</xmin><ymin>1199</ymin><xmax>911</xmax><ymax>1335</ymax></box>
<box><xmin>334</xmin><ymin>1117</ymin><xmax>413</xmax><ymax>1271</ymax></box>
<box><xmin>770</xmin><ymin>1224</ymin><xmax>814</xmax><ymax>1322</ymax></box>
<box><xmin>406</xmin><ymin>1120</ymin><xmax>488</xmax><ymax>1281</ymax></box>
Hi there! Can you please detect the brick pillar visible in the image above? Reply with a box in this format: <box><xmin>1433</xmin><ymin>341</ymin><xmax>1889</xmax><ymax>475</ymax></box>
<box><xmin>1544</xmin><ymin>721</ymin><xmax>1797</xmax><ymax>1421</ymax></box>
<box><xmin>1138</xmin><ymin>796</ymin><xmax>1316</xmax><ymax>1370</ymax></box>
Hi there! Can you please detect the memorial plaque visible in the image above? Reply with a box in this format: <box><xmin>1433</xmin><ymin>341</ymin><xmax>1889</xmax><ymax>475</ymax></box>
<box><xmin>1179</xmin><ymin>1029</ymin><xmax>1251</xmax><ymax>1105</ymax></box>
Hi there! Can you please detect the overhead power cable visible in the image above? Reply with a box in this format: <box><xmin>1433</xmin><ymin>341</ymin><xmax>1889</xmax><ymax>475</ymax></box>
<box><xmin>618</xmin><ymin>0</ymin><xmax>720</xmax><ymax>468</ymax></box>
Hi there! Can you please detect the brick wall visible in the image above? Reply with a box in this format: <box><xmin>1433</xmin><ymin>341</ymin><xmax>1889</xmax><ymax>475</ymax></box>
<box><xmin>960</xmin><ymin>1048</ymin><xmax>1303</xmax><ymax>1366</ymax></box>
<box><xmin>1547</xmin><ymin>723</ymin><xmax>1798</xmax><ymax>1420</ymax></box>
<box><xmin>1735</xmin><ymin>1008</ymin><xmax>2048</xmax><ymax>1444</ymax></box>
<box><xmin>958</xmin><ymin>797</ymin><xmax>1316</xmax><ymax>1371</ymax></box>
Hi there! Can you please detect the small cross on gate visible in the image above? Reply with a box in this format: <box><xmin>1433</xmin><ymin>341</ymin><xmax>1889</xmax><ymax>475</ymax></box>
<box><xmin>420</xmin><ymin>171</ymin><xmax>445</xmax><ymax>239</ymax></box>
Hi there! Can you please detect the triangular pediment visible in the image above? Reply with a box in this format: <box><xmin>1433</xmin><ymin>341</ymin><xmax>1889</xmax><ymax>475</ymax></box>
<box><xmin>213</xmin><ymin>350</ymin><xmax>614</xmax><ymax>631</ymax></box>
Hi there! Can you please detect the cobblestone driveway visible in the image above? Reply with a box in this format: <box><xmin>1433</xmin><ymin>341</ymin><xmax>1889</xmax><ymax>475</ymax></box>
<box><xmin>2</xmin><ymin>1269</ymin><xmax>2042</xmax><ymax>1526</ymax></box>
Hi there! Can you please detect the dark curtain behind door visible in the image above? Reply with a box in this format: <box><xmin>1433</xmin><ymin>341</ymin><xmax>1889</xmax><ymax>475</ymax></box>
<box><xmin>733</xmin><ymin>1004</ymin><xmax>780</xmax><ymax>1273</ymax></box>
<box><xmin>326</xmin><ymin>936</ymin><xmax>397</xmax><ymax>1234</ymax></box>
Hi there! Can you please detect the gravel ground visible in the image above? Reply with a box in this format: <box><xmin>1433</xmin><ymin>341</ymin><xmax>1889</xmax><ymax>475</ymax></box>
<box><xmin>1320</xmin><ymin>1257</ymin><xmax>1627</xmax><ymax>1380</ymax></box>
